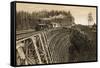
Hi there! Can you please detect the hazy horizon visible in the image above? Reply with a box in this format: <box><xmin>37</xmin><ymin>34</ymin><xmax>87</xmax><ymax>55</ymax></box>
<box><xmin>16</xmin><ymin>3</ymin><xmax>96</xmax><ymax>25</ymax></box>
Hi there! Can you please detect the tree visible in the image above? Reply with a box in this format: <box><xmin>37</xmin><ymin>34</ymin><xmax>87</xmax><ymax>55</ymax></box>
<box><xmin>88</xmin><ymin>12</ymin><xmax>94</xmax><ymax>26</ymax></box>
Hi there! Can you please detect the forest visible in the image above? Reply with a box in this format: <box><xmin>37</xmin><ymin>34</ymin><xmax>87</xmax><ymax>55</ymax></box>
<box><xmin>16</xmin><ymin>10</ymin><xmax>75</xmax><ymax>31</ymax></box>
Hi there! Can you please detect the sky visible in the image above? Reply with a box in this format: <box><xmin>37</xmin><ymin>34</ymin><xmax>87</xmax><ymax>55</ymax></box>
<box><xmin>16</xmin><ymin>3</ymin><xmax>97</xmax><ymax>25</ymax></box>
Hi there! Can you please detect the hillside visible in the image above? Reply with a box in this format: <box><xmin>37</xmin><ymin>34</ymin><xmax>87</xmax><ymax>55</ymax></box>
<box><xmin>46</xmin><ymin>25</ymin><xmax>97</xmax><ymax>63</ymax></box>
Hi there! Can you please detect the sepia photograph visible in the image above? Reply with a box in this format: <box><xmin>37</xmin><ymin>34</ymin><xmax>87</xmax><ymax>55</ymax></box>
<box><xmin>15</xmin><ymin>2</ymin><xmax>97</xmax><ymax>66</ymax></box>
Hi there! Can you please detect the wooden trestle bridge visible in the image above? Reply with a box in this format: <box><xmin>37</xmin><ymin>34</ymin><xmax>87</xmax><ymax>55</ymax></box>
<box><xmin>16</xmin><ymin>27</ymin><xmax>77</xmax><ymax>65</ymax></box>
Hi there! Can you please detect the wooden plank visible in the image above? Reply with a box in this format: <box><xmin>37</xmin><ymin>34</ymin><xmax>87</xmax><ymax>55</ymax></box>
<box><xmin>31</xmin><ymin>36</ymin><xmax>42</xmax><ymax>64</ymax></box>
<box><xmin>39</xmin><ymin>33</ymin><xmax>49</xmax><ymax>63</ymax></box>
<box><xmin>41</xmin><ymin>32</ymin><xmax>52</xmax><ymax>63</ymax></box>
